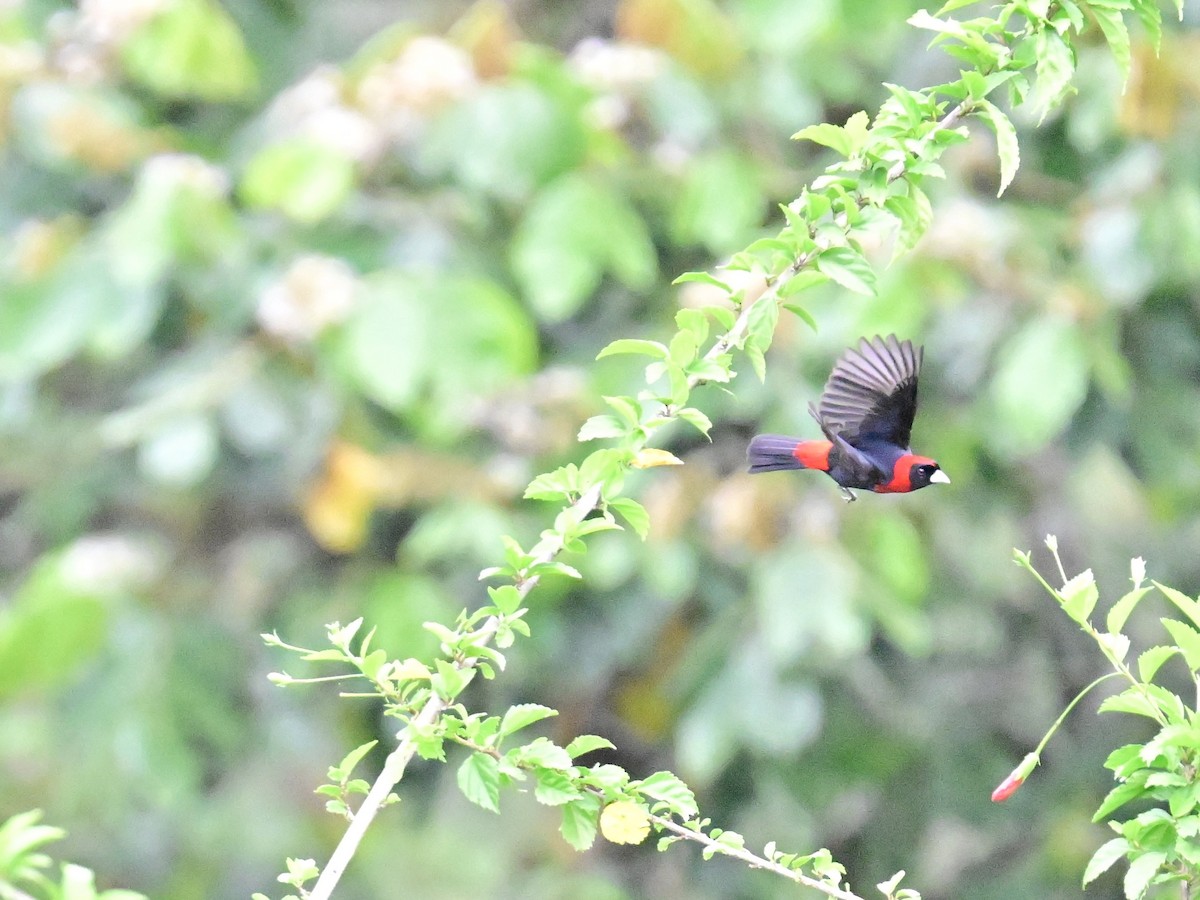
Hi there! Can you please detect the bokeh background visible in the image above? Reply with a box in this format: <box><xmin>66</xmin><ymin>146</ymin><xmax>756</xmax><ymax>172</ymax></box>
<box><xmin>3</xmin><ymin>0</ymin><xmax>1200</xmax><ymax>897</ymax></box>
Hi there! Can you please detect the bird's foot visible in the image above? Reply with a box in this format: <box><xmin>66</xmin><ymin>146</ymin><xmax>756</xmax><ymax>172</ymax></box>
<box><xmin>840</xmin><ymin>487</ymin><xmax>857</xmax><ymax>503</ymax></box>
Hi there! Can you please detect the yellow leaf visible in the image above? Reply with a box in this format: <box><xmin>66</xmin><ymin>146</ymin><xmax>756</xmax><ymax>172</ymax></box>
<box><xmin>600</xmin><ymin>800</ymin><xmax>650</xmax><ymax>845</ymax></box>
<box><xmin>392</xmin><ymin>658</ymin><xmax>433</xmax><ymax>680</ymax></box>
<box><xmin>617</xmin><ymin>0</ymin><xmax>743</xmax><ymax>78</ymax></box>
<box><xmin>302</xmin><ymin>442</ymin><xmax>387</xmax><ymax>553</ymax></box>
<box><xmin>449</xmin><ymin>0</ymin><xmax>520</xmax><ymax>79</ymax></box>
<box><xmin>630</xmin><ymin>448</ymin><xmax>684</xmax><ymax>469</ymax></box>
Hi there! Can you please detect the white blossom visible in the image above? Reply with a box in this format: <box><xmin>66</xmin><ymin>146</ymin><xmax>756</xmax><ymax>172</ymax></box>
<box><xmin>257</xmin><ymin>255</ymin><xmax>359</xmax><ymax>344</ymax></box>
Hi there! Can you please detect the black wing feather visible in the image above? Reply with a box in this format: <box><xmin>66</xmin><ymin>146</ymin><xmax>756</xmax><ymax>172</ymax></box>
<box><xmin>811</xmin><ymin>335</ymin><xmax>923</xmax><ymax>449</ymax></box>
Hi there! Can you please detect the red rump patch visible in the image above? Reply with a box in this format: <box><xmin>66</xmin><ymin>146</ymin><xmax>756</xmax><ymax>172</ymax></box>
<box><xmin>877</xmin><ymin>454</ymin><xmax>936</xmax><ymax>493</ymax></box>
<box><xmin>792</xmin><ymin>440</ymin><xmax>832</xmax><ymax>471</ymax></box>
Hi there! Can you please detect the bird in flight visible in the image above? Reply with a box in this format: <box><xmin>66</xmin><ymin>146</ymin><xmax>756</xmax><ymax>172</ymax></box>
<box><xmin>747</xmin><ymin>335</ymin><xmax>949</xmax><ymax>501</ymax></box>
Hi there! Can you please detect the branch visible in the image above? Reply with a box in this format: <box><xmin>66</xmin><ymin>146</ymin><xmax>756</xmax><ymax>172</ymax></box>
<box><xmin>307</xmin><ymin>84</ymin><xmax>979</xmax><ymax>900</ymax></box>
<box><xmin>886</xmin><ymin>99</ymin><xmax>972</xmax><ymax>183</ymax></box>
<box><xmin>438</xmin><ymin>733</ymin><xmax>872</xmax><ymax>900</ymax></box>
<box><xmin>308</xmin><ymin>483</ymin><xmax>599</xmax><ymax>899</ymax></box>
<box><xmin>649</xmin><ymin>815</ymin><xmax>867</xmax><ymax>900</ymax></box>
<box><xmin>307</xmin><ymin>278</ymin><xmax>779</xmax><ymax>895</ymax></box>
<box><xmin>298</xmin><ymin>13</ymin><xmax>1118</xmax><ymax>896</ymax></box>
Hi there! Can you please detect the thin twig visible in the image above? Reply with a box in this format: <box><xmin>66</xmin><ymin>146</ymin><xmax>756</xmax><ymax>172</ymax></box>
<box><xmin>306</xmin><ymin>295</ymin><xmax>773</xmax><ymax>897</ymax></box>
<box><xmin>887</xmin><ymin>99</ymin><xmax>972</xmax><ymax>183</ymax></box>
<box><xmin>309</xmin><ymin>485</ymin><xmax>602</xmax><ymax>900</ymax></box>
<box><xmin>649</xmin><ymin>815</ymin><xmax>868</xmax><ymax>900</ymax></box>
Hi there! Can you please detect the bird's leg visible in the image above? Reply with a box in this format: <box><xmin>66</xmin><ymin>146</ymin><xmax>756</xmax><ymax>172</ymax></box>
<box><xmin>840</xmin><ymin>487</ymin><xmax>857</xmax><ymax>503</ymax></box>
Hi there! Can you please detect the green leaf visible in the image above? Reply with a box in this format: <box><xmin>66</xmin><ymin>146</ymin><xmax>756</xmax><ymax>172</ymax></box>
<box><xmin>359</xmin><ymin>649</ymin><xmax>388</xmax><ymax>682</ymax></box>
<box><xmin>842</xmin><ymin>111</ymin><xmax>870</xmax><ymax>153</ymax></box>
<box><xmin>1029</xmin><ymin>30</ymin><xmax>1076</xmax><ymax>122</ymax></box>
<box><xmin>671</xmin><ymin>150</ymin><xmax>764</xmax><ymax>252</ymax></box>
<box><xmin>1060</xmin><ymin>569</ymin><xmax>1098</xmax><ymax>623</ymax></box>
<box><xmin>706</xmin><ymin>304</ymin><xmax>737</xmax><ymax>330</ymax></box>
<box><xmin>578</xmin><ymin>415</ymin><xmax>626</xmax><ymax>442</ymax></box>
<box><xmin>1155</xmin><ymin>582</ymin><xmax>1200</xmax><ymax>629</ymax></box>
<box><xmin>0</xmin><ymin>259</ymin><xmax>104</xmax><ymax>381</ymax></box>
<box><xmin>597</xmin><ymin>339</ymin><xmax>670</xmax><ymax>361</ymax></box>
<box><xmin>533</xmin><ymin>768</ymin><xmax>580</xmax><ymax>806</ymax></box>
<box><xmin>676</xmin><ymin>407</ymin><xmax>713</xmax><ymax>438</ymax></box>
<box><xmin>1093</xmin><ymin>778</ymin><xmax>1148</xmax><ymax>821</ymax></box>
<box><xmin>636</xmin><ymin>771</ymin><xmax>698</xmax><ymax>818</ymax></box>
<box><xmin>1090</xmin><ymin>4</ymin><xmax>1132</xmax><ymax>86</ymax></box>
<box><xmin>672</xmin><ymin>271</ymin><xmax>732</xmax><ymax>292</ymax></box>
<box><xmin>1137</xmin><ymin>646</ymin><xmax>1179</xmax><ymax>683</ymax></box>
<box><xmin>882</xmin><ymin>82</ymin><xmax>929</xmax><ymax>125</ymax></box>
<box><xmin>778</xmin><ymin>269</ymin><xmax>830</xmax><ymax>298</ymax></box>
<box><xmin>560</xmin><ymin>795</ymin><xmax>602</xmax><ymax>850</ymax></box>
<box><xmin>961</xmin><ymin>69</ymin><xmax>987</xmax><ymax>101</ymax></box>
<box><xmin>800</xmin><ymin>189</ymin><xmax>833</xmax><ymax>221</ymax></box>
<box><xmin>341</xmin><ymin>270</ymin><xmax>531</xmax><ymax>422</ymax></box>
<box><xmin>988</xmin><ymin>318</ymin><xmax>1089</xmax><ymax>454</ymax></box>
<box><xmin>907</xmin><ymin>8</ymin><xmax>968</xmax><ymax>39</ymax></box>
<box><xmin>457</xmin><ymin>752</ymin><xmax>501</xmax><ymax>813</ymax></box>
<box><xmin>421</xmin><ymin>82</ymin><xmax>587</xmax><ymax>202</ymax></box>
<box><xmin>1108</xmin><ymin>587</ymin><xmax>1153</xmax><ymax>635</ymax></box>
<box><xmin>1104</xmin><ymin>743</ymin><xmax>1146</xmax><ymax>777</ymax></box>
<box><xmin>512</xmin><ymin>736</ymin><xmax>572</xmax><ymax>770</ymax></box>
<box><xmin>1161</xmin><ymin>619</ymin><xmax>1200</xmax><ymax>673</ymax></box>
<box><xmin>578</xmin><ymin>448</ymin><xmax>627</xmax><ymax>496</ymax></box>
<box><xmin>0</xmin><ymin>558</ymin><xmax>109</xmax><ymax>699</ymax></box>
<box><xmin>432</xmin><ymin>659</ymin><xmax>473</xmax><ymax>700</ymax></box>
<box><xmin>240</xmin><ymin>139</ymin><xmax>355</xmax><ymax>224</ymax></box>
<box><xmin>1133</xmin><ymin>1</ymin><xmax>1163</xmax><ymax>52</ymax></box>
<box><xmin>792</xmin><ymin>122</ymin><xmax>853</xmax><ymax>157</ymax></box>
<box><xmin>524</xmin><ymin>465</ymin><xmax>577</xmax><ymax>502</ymax></box>
<box><xmin>1141</xmin><ymin>722</ymin><xmax>1200</xmax><ymax>760</ymax></box>
<box><xmin>884</xmin><ymin>185</ymin><xmax>934</xmax><ymax>260</ymax></box>
<box><xmin>499</xmin><ymin>703</ymin><xmax>557</xmax><ymax>738</ymax></box>
<box><xmin>814</xmin><ymin>246</ymin><xmax>877</xmax><ymax>296</ymax></box>
<box><xmin>488</xmin><ymin>585</ymin><xmax>523</xmax><ymax>615</ymax></box>
<box><xmin>0</xmin><ymin>809</ymin><xmax>66</xmax><ymax>863</ymax></box>
<box><xmin>668</xmin><ymin>330</ymin><xmax>699</xmax><ymax>369</ymax></box>
<box><xmin>121</xmin><ymin>0</ymin><xmax>257</xmax><ymax>101</ymax></box>
<box><xmin>565</xmin><ymin>735</ymin><xmax>616</xmax><ymax>758</ymax></box>
<box><xmin>1123</xmin><ymin>850</ymin><xmax>1167</xmax><ymax>899</ymax></box>
<box><xmin>1082</xmin><ymin>837</ymin><xmax>1130</xmax><ymax>887</ymax></box>
<box><xmin>422</xmin><ymin>621</ymin><xmax>458</xmax><ymax>648</ymax></box>
<box><xmin>532</xmin><ymin>560</ymin><xmax>582</xmax><ymax>580</ymax></box>
<box><xmin>415</xmin><ymin>724</ymin><xmax>448</xmax><ymax>758</ymax></box>
<box><xmin>781</xmin><ymin>303</ymin><xmax>819</xmax><ymax>333</ymax></box>
<box><xmin>510</xmin><ymin>173</ymin><xmax>656</xmax><ymax>322</ymax></box>
<box><xmin>973</xmin><ymin>99</ymin><xmax>1020</xmax><ymax>197</ymax></box>
<box><xmin>933</xmin><ymin>0</ymin><xmax>984</xmax><ymax>16</ymax></box>
<box><xmin>675</xmin><ymin>308</ymin><xmax>710</xmax><ymax>346</ymax></box>
<box><xmin>743</xmin><ymin>295</ymin><xmax>780</xmax><ymax>382</ymax></box>
<box><xmin>688</xmin><ymin>356</ymin><xmax>733</xmax><ymax>384</ymax></box>
<box><xmin>333</xmin><ymin>741</ymin><xmax>378</xmax><ymax>781</ymax></box>
<box><xmin>1098</xmin><ymin>688</ymin><xmax>1162</xmax><ymax>721</ymax></box>
<box><xmin>609</xmin><ymin>497</ymin><xmax>650</xmax><ymax>540</ymax></box>
<box><xmin>604</xmin><ymin>395</ymin><xmax>643</xmax><ymax>426</ymax></box>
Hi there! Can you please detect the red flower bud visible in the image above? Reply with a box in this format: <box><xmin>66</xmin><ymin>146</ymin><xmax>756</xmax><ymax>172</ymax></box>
<box><xmin>991</xmin><ymin>752</ymin><xmax>1040</xmax><ymax>803</ymax></box>
<box><xmin>990</xmin><ymin>772</ymin><xmax>1024</xmax><ymax>802</ymax></box>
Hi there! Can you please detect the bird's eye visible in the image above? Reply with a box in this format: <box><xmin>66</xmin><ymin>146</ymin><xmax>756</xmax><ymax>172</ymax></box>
<box><xmin>916</xmin><ymin>464</ymin><xmax>934</xmax><ymax>476</ymax></box>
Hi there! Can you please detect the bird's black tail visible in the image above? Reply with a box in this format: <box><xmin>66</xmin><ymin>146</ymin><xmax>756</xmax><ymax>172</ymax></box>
<box><xmin>747</xmin><ymin>434</ymin><xmax>803</xmax><ymax>474</ymax></box>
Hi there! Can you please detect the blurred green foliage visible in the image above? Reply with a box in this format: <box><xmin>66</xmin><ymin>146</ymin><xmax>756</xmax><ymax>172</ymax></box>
<box><xmin>1</xmin><ymin>0</ymin><xmax>1200</xmax><ymax>898</ymax></box>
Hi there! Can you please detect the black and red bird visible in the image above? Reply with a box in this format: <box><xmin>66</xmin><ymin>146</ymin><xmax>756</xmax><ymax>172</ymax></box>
<box><xmin>747</xmin><ymin>335</ymin><xmax>949</xmax><ymax>501</ymax></box>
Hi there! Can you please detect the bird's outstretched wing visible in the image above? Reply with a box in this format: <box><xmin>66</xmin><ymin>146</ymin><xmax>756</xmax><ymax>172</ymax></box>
<box><xmin>810</xmin><ymin>335</ymin><xmax>922</xmax><ymax>449</ymax></box>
